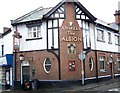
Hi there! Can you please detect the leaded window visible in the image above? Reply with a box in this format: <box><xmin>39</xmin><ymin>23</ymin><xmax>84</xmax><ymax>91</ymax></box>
<box><xmin>28</xmin><ymin>26</ymin><xmax>41</xmax><ymax>39</ymax></box>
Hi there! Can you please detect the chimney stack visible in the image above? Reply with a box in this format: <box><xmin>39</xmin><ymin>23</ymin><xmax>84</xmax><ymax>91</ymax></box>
<box><xmin>114</xmin><ymin>1</ymin><xmax>120</xmax><ymax>25</ymax></box>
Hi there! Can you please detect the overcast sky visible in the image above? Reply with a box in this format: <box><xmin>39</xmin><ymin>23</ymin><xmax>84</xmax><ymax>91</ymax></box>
<box><xmin>0</xmin><ymin>0</ymin><xmax>119</xmax><ymax>32</ymax></box>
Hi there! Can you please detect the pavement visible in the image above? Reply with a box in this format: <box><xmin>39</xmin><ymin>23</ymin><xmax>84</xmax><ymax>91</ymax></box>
<box><xmin>1</xmin><ymin>78</ymin><xmax>120</xmax><ymax>93</ymax></box>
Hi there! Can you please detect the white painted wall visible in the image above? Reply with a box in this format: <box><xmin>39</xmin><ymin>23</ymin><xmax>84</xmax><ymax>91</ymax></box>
<box><xmin>12</xmin><ymin>19</ymin><xmax>119</xmax><ymax>53</ymax></box>
<box><xmin>3</xmin><ymin>31</ymin><xmax>13</xmax><ymax>55</ymax></box>
<box><xmin>0</xmin><ymin>37</ymin><xmax>3</xmax><ymax>56</ymax></box>
<box><xmin>77</xmin><ymin>20</ymin><xmax>119</xmax><ymax>53</ymax></box>
<box><xmin>93</xmin><ymin>27</ymin><xmax>119</xmax><ymax>53</ymax></box>
<box><xmin>15</xmin><ymin>22</ymin><xmax>47</xmax><ymax>51</ymax></box>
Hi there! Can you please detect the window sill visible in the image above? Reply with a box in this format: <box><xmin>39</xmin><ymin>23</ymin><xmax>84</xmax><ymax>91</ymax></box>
<box><xmin>108</xmin><ymin>42</ymin><xmax>112</xmax><ymax>44</ymax></box>
<box><xmin>115</xmin><ymin>44</ymin><xmax>120</xmax><ymax>46</ymax></box>
<box><xmin>100</xmin><ymin>69</ymin><xmax>106</xmax><ymax>72</ymax></box>
<box><xmin>97</xmin><ymin>40</ymin><xmax>105</xmax><ymax>43</ymax></box>
<box><xmin>26</xmin><ymin>37</ymin><xmax>42</xmax><ymax>41</ymax></box>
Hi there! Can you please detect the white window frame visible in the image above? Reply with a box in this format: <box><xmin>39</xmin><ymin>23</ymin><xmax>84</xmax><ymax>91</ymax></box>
<box><xmin>115</xmin><ymin>35</ymin><xmax>120</xmax><ymax>45</ymax></box>
<box><xmin>43</xmin><ymin>58</ymin><xmax>51</xmax><ymax>73</ymax></box>
<box><xmin>100</xmin><ymin>56</ymin><xmax>106</xmax><ymax>72</ymax></box>
<box><xmin>108</xmin><ymin>32</ymin><xmax>112</xmax><ymax>44</ymax></box>
<box><xmin>97</xmin><ymin>29</ymin><xmax>104</xmax><ymax>41</ymax></box>
<box><xmin>89</xmin><ymin>57</ymin><xmax>94</xmax><ymax>71</ymax></box>
<box><xmin>28</xmin><ymin>26</ymin><xmax>41</xmax><ymax>39</ymax></box>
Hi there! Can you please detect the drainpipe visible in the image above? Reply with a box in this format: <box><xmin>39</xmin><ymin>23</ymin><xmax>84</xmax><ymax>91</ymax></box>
<box><xmin>95</xmin><ymin>50</ymin><xmax>98</xmax><ymax>82</ymax></box>
<box><xmin>94</xmin><ymin>23</ymin><xmax>98</xmax><ymax>82</ymax></box>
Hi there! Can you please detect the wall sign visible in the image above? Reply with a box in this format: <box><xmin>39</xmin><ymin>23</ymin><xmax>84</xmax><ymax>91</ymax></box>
<box><xmin>68</xmin><ymin>60</ymin><xmax>75</xmax><ymax>71</ymax></box>
<box><xmin>60</xmin><ymin>21</ymin><xmax>82</xmax><ymax>42</ymax></box>
<box><xmin>61</xmin><ymin>31</ymin><xmax>82</xmax><ymax>42</ymax></box>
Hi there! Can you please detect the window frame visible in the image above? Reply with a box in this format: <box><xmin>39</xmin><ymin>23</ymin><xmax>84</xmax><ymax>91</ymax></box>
<box><xmin>108</xmin><ymin>32</ymin><xmax>112</xmax><ymax>44</ymax></box>
<box><xmin>27</xmin><ymin>26</ymin><xmax>41</xmax><ymax>39</ymax></box>
<box><xmin>43</xmin><ymin>58</ymin><xmax>51</xmax><ymax>73</ymax></box>
<box><xmin>89</xmin><ymin>57</ymin><xmax>94</xmax><ymax>71</ymax></box>
<box><xmin>100</xmin><ymin>56</ymin><xmax>106</xmax><ymax>72</ymax></box>
<box><xmin>115</xmin><ymin>35</ymin><xmax>120</xmax><ymax>45</ymax></box>
<box><xmin>97</xmin><ymin>29</ymin><xmax>105</xmax><ymax>42</ymax></box>
<box><xmin>117</xmin><ymin>58</ymin><xmax>120</xmax><ymax>70</ymax></box>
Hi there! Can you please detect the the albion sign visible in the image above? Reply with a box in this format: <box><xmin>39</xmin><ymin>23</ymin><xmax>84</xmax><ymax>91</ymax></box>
<box><xmin>61</xmin><ymin>31</ymin><xmax>82</xmax><ymax>42</ymax></box>
<box><xmin>60</xmin><ymin>22</ymin><xmax>82</xmax><ymax>42</ymax></box>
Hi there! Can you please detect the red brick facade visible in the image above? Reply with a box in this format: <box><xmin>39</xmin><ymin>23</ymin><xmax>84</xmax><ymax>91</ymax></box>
<box><xmin>15</xmin><ymin>1</ymin><xmax>120</xmax><ymax>82</ymax></box>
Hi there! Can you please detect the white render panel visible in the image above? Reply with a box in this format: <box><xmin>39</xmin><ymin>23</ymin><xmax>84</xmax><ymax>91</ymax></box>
<box><xmin>48</xmin><ymin>29</ymin><xmax>52</xmax><ymax>49</ymax></box>
<box><xmin>48</xmin><ymin>20</ymin><xmax>52</xmax><ymax>28</ymax></box>
<box><xmin>18</xmin><ymin>22</ymin><xmax>47</xmax><ymax>51</ymax></box>
<box><xmin>59</xmin><ymin>19</ymin><xmax>64</xmax><ymax>27</ymax></box>
<box><xmin>54</xmin><ymin>29</ymin><xmax>58</xmax><ymax>48</ymax></box>
<box><xmin>90</xmin><ymin>24</ymin><xmax>96</xmax><ymax>49</ymax></box>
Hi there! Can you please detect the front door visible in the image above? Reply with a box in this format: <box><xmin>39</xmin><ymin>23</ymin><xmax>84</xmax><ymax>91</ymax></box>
<box><xmin>22</xmin><ymin>66</ymin><xmax>30</xmax><ymax>82</ymax></box>
<box><xmin>109</xmin><ymin>63</ymin><xmax>114</xmax><ymax>79</ymax></box>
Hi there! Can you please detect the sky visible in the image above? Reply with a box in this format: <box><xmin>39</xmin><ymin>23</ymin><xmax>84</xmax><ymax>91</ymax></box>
<box><xmin>0</xmin><ymin>0</ymin><xmax>119</xmax><ymax>32</ymax></box>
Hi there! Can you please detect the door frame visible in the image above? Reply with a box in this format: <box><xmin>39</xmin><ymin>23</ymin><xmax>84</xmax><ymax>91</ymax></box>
<box><xmin>21</xmin><ymin>60</ymin><xmax>30</xmax><ymax>84</ymax></box>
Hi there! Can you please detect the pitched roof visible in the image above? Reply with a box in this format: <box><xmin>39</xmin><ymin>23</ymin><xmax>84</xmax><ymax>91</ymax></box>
<box><xmin>11</xmin><ymin>7</ymin><xmax>53</xmax><ymax>25</ymax></box>
<box><xmin>11</xmin><ymin>0</ymin><xmax>97</xmax><ymax>25</ymax></box>
<box><xmin>96</xmin><ymin>19</ymin><xmax>119</xmax><ymax>32</ymax></box>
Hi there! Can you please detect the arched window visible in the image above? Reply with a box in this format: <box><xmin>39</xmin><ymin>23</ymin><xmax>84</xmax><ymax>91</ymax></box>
<box><xmin>89</xmin><ymin>57</ymin><xmax>94</xmax><ymax>71</ymax></box>
<box><xmin>43</xmin><ymin>58</ymin><xmax>51</xmax><ymax>73</ymax></box>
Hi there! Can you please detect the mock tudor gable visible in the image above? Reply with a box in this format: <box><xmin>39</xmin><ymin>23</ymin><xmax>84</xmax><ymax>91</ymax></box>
<box><xmin>44</xmin><ymin>0</ymin><xmax>96</xmax><ymax>22</ymax></box>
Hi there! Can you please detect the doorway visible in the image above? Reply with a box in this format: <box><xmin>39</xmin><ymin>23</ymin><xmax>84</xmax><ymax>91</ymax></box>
<box><xmin>109</xmin><ymin>63</ymin><xmax>114</xmax><ymax>79</ymax></box>
<box><xmin>22</xmin><ymin>66</ymin><xmax>30</xmax><ymax>82</ymax></box>
<box><xmin>21</xmin><ymin>60</ymin><xmax>30</xmax><ymax>84</ymax></box>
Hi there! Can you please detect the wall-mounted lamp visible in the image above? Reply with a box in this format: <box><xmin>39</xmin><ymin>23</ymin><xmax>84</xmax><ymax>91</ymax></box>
<box><xmin>107</xmin><ymin>56</ymin><xmax>113</xmax><ymax>64</ymax></box>
<box><xmin>19</xmin><ymin>54</ymin><xmax>24</xmax><ymax>61</ymax></box>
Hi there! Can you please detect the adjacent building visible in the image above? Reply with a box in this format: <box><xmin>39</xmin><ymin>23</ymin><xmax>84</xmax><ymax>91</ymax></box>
<box><xmin>0</xmin><ymin>27</ymin><xmax>13</xmax><ymax>89</ymax></box>
<box><xmin>10</xmin><ymin>0</ymin><xmax>120</xmax><ymax>88</ymax></box>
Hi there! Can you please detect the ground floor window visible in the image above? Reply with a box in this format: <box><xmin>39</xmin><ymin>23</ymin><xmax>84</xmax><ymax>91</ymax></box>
<box><xmin>43</xmin><ymin>58</ymin><xmax>51</xmax><ymax>73</ymax></box>
<box><xmin>89</xmin><ymin>57</ymin><xmax>94</xmax><ymax>71</ymax></box>
<box><xmin>117</xmin><ymin>58</ymin><xmax>120</xmax><ymax>70</ymax></box>
<box><xmin>100</xmin><ymin>56</ymin><xmax>105</xmax><ymax>72</ymax></box>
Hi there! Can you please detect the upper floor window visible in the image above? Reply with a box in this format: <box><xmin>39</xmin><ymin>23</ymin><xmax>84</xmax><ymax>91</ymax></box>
<box><xmin>108</xmin><ymin>32</ymin><xmax>112</xmax><ymax>44</ymax></box>
<box><xmin>115</xmin><ymin>35</ymin><xmax>120</xmax><ymax>45</ymax></box>
<box><xmin>97</xmin><ymin>29</ymin><xmax>104</xmax><ymax>42</ymax></box>
<box><xmin>28</xmin><ymin>26</ymin><xmax>41</xmax><ymax>39</ymax></box>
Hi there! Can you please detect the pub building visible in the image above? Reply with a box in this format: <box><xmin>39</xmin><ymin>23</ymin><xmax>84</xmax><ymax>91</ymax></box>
<box><xmin>11</xmin><ymin>0</ymin><xmax>120</xmax><ymax>88</ymax></box>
